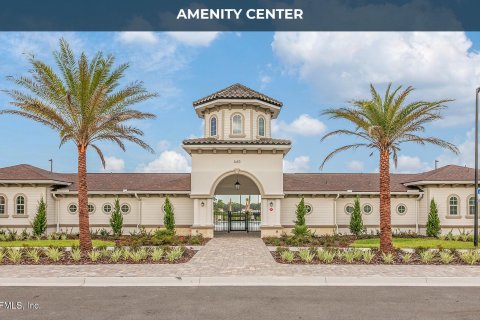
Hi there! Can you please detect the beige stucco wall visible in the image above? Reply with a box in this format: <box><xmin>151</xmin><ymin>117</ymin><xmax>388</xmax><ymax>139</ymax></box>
<box><xmin>204</xmin><ymin>106</ymin><xmax>271</xmax><ymax>141</ymax></box>
<box><xmin>190</xmin><ymin>153</ymin><xmax>284</xmax><ymax>197</ymax></box>
<box><xmin>419</xmin><ymin>185</ymin><xmax>477</xmax><ymax>234</ymax></box>
<box><xmin>0</xmin><ymin>185</ymin><xmax>50</xmax><ymax>229</ymax></box>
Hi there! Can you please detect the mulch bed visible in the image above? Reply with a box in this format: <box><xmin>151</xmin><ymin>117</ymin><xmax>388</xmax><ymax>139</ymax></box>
<box><xmin>271</xmin><ymin>250</ymin><xmax>477</xmax><ymax>266</ymax></box>
<box><xmin>0</xmin><ymin>248</ymin><xmax>196</xmax><ymax>265</ymax></box>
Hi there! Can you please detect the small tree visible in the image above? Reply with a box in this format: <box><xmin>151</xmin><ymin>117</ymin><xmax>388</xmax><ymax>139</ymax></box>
<box><xmin>293</xmin><ymin>197</ymin><xmax>310</xmax><ymax>237</ymax></box>
<box><xmin>163</xmin><ymin>195</ymin><xmax>175</xmax><ymax>234</ymax></box>
<box><xmin>110</xmin><ymin>198</ymin><xmax>123</xmax><ymax>237</ymax></box>
<box><xmin>31</xmin><ymin>197</ymin><xmax>47</xmax><ymax>237</ymax></box>
<box><xmin>349</xmin><ymin>196</ymin><xmax>364</xmax><ymax>236</ymax></box>
<box><xmin>426</xmin><ymin>199</ymin><xmax>441</xmax><ymax>237</ymax></box>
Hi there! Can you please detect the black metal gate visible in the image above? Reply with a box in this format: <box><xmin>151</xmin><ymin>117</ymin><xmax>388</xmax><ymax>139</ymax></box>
<box><xmin>214</xmin><ymin>212</ymin><xmax>261</xmax><ymax>232</ymax></box>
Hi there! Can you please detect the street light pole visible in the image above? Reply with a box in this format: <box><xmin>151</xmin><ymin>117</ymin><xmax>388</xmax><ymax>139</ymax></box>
<box><xmin>475</xmin><ymin>88</ymin><xmax>479</xmax><ymax>247</ymax></box>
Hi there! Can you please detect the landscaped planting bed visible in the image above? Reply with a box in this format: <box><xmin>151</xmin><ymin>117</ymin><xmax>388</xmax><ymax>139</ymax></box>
<box><xmin>272</xmin><ymin>247</ymin><xmax>480</xmax><ymax>265</ymax></box>
<box><xmin>0</xmin><ymin>228</ymin><xmax>210</xmax><ymax>248</ymax></box>
<box><xmin>0</xmin><ymin>246</ymin><xmax>195</xmax><ymax>265</ymax></box>
<box><xmin>264</xmin><ymin>231</ymin><xmax>476</xmax><ymax>250</ymax></box>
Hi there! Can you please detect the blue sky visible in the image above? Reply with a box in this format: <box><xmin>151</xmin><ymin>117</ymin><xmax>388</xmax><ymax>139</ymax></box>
<box><xmin>0</xmin><ymin>32</ymin><xmax>478</xmax><ymax>174</ymax></box>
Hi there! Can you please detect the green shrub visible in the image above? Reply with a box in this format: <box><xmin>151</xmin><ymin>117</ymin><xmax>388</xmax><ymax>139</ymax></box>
<box><xmin>87</xmin><ymin>250</ymin><xmax>101</xmax><ymax>262</ymax></box>
<box><xmin>7</xmin><ymin>249</ymin><xmax>22</xmax><ymax>264</ymax></box>
<box><xmin>163</xmin><ymin>196</ymin><xmax>176</xmax><ymax>234</ymax></box>
<box><xmin>292</xmin><ymin>197</ymin><xmax>310</xmax><ymax>237</ymax></box>
<box><xmin>349</xmin><ymin>196</ymin><xmax>364</xmax><ymax>236</ymax></box>
<box><xmin>45</xmin><ymin>248</ymin><xmax>63</xmax><ymax>262</ymax></box>
<box><xmin>129</xmin><ymin>250</ymin><xmax>145</xmax><ymax>263</ymax></box>
<box><xmin>110</xmin><ymin>249</ymin><xmax>122</xmax><ymax>262</ymax></box>
<box><xmin>110</xmin><ymin>198</ymin><xmax>123</xmax><ymax>237</ymax></box>
<box><xmin>353</xmin><ymin>249</ymin><xmax>364</xmax><ymax>261</ymax></box>
<box><xmin>419</xmin><ymin>250</ymin><xmax>436</xmax><ymax>264</ymax></box>
<box><xmin>31</xmin><ymin>197</ymin><xmax>47</xmax><ymax>237</ymax></box>
<box><xmin>280</xmin><ymin>250</ymin><xmax>295</xmax><ymax>263</ymax></box>
<box><xmin>151</xmin><ymin>248</ymin><xmax>164</xmax><ymax>261</ymax></box>
<box><xmin>166</xmin><ymin>247</ymin><xmax>184</xmax><ymax>262</ymax></box>
<box><xmin>0</xmin><ymin>249</ymin><xmax>5</xmax><ymax>263</ymax></box>
<box><xmin>26</xmin><ymin>249</ymin><xmax>40</xmax><ymax>263</ymax></box>
<box><xmin>317</xmin><ymin>249</ymin><xmax>336</xmax><ymax>263</ymax></box>
<box><xmin>298</xmin><ymin>249</ymin><xmax>315</xmax><ymax>263</ymax></box>
<box><xmin>401</xmin><ymin>252</ymin><xmax>412</xmax><ymax>263</ymax></box>
<box><xmin>70</xmin><ymin>249</ymin><xmax>82</xmax><ymax>262</ymax></box>
<box><xmin>426</xmin><ymin>199</ymin><xmax>441</xmax><ymax>237</ymax></box>
<box><xmin>439</xmin><ymin>251</ymin><xmax>454</xmax><ymax>264</ymax></box>
<box><xmin>382</xmin><ymin>252</ymin><xmax>394</xmax><ymax>264</ymax></box>
<box><xmin>190</xmin><ymin>235</ymin><xmax>203</xmax><ymax>245</ymax></box>
<box><xmin>122</xmin><ymin>248</ymin><xmax>131</xmax><ymax>261</ymax></box>
<box><xmin>460</xmin><ymin>251</ymin><xmax>480</xmax><ymax>265</ymax></box>
<box><xmin>342</xmin><ymin>250</ymin><xmax>356</xmax><ymax>263</ymax></box>
<box><xmin>362</xmin><ymin>250</ymin><xmax>375</xmax><ymax>263</ymax></box>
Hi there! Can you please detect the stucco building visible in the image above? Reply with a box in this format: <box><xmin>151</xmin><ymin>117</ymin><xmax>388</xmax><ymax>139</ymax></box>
<box><xmin>0</xmin><ymin>84</ymin><xmax>477</xmax><ymax>237</ymax></box>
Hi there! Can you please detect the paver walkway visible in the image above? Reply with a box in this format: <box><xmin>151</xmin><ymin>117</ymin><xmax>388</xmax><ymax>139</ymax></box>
<box><xmin>1</xmin><ymin>236</ymin><xmax>480</xmax><ymax>278</ymax></box>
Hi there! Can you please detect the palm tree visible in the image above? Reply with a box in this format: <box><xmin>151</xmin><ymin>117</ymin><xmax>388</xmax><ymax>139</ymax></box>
<box><xmin>320</xmin><ymin>84</ymin><xmax>458</xmax><ymax>253</ymax></box>
<box><xmin>1</xmin><ymin>39</ymin><xmax>157</xmax><ymax>252</ymax></box>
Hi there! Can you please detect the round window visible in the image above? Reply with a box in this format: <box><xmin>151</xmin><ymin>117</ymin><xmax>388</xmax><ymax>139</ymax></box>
<box><xmin>397</xmin><ymin>204</ymin><xmax>407</xmax><ymax>215</ymax></box>
<box><xmin>88</xmin><ymin>203</ymin><xmax>96</xmax><ymax>214</ymax></box>
<box><xmin>305</xmin><ymin>204</ymin><xmax>313</xmax><ymax>215</ymax></box>
<box><xmin>102</xmin><ymin>203</ymin><xmax>113</xmax><ymax>214</ymax></box>
<box><xmin>363</xmin><ymin>204</ymin><xmax>373</xmax><ymax>215</ymax></box>
<box><xmin>68</xmin><ymin>203</ymin><xmax>77</xmax><ymax>214</ymax></box>
<box><xmin>345</xmin><ymin>204</ymin><xmax>354</xmax><ymax>215</ymax></box>
<box><xmin>121</xmin><ymin>203</ymin><xmax>131</xmax><ymax>215</ymax></box>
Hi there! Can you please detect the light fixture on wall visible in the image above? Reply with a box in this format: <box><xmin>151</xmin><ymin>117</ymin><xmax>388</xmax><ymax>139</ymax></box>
<box><xmin>269</xmin><ymin>201</ymin><xmax>274</xmax><ymax>208</ymax></box>
<box><xmin>201</xmin><ymin>201</ymin><xmax>205</xmax><ymax>207</ymax></box>
<box><xmin>234</xmin><ymin>174</ymin><xmax>241</xmax><ymax>190</ymax></box>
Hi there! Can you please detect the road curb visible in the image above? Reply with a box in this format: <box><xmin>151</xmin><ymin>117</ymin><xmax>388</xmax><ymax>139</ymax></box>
<box><xmin>1</xmin><ymin>276</ymin><xmax>480</xmax><ymax>287</ymax></box>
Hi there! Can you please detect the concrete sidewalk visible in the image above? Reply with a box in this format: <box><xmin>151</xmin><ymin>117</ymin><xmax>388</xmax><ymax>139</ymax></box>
<box><xmin>2</xmin><ymin>275</ymin><xmax>480</xmax><ymax>287</ymax></box>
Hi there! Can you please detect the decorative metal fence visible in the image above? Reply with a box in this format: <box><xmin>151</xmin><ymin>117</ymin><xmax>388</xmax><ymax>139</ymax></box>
<box><xmin>214</xmin><ymin>212</ymin><xmax>261</xmax><ymax>232</ymax></box>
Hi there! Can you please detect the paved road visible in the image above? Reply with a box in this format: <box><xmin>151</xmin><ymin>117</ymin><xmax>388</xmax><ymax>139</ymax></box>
<box><xmin>1</xmin><ymin>286</ymin><xmax>480</xmax><ymax>320</ymax></box>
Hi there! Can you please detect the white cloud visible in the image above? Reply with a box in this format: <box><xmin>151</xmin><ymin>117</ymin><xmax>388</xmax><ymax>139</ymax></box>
<box><xmin>103</xmin><ymin>156</ymin><xmax>125</xmax><ymax>173</ymax></box>
<box><xmin>167</xmin><ymin>32</ymin><xmax>220</xmax><ymax>46</ymax></box>
<box><xmin>136</xmin><ymin>150</ymin><xmax>191</xmax><ymax>173</ymax></box>
<box><xmin>117</xmin><ymin>32</ymin><xmax>159</xmax><ymax>45</ymax></box>
<box><xmin>273</xmin><ymin>114</ymin><xmax>326</xmax><ymax>137</ymax></box>
<box><xmin>392</xmin><ymin>155</ymin><xmax>432</xmax><ymax>173</ymax></box>
<box><xmin>346</xmin><ymin>160</ymin><xmax>364</xmax><ymax>172</ymax></box>
<box><xmin>283</xmin><ymin>156</ymin><xmax>310</xmax><ymax>173</ymax></box>
<box><xmin>157</xmin><ymin>140</ymin><xmax>171</xmax><ymax>151</ymax></box>
<box><xmin>272</xmin><ymin>32</ymin><xmax>480</xmax><ymax>127</ymax></box>
<box><xmin>437</xmin><ymin>128</ymin><xmax>475</xmax><ymax>168</ymax></box>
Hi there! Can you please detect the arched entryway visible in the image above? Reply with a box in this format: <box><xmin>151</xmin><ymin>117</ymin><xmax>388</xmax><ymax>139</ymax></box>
<box><xmin>212</xmin><ymin>172</ymin><xmax>262</xmax><ymax>235</ymax></box>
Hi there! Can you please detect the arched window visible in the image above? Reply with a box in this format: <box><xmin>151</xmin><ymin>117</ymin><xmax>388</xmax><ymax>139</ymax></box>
<box><xmin>468</xmin><ymin>196</ymin><xmax>476</xmax><ymax>216</ymax></box>
<box><xmin>232</xmin><ymin>114</ymin><xmax>243</xmax><ymax>135</ymax></box>
<box><xmin>448</xmin><ymin>195</ymin><xmax>459</xmax><ymax>216</ymax></box>
<box><xmin>15</xmin><ymin>195</ymin><xmax>26</xmax><ymax>215</ymax></box>
<box><xmin>0</xmin><ymin>195</ymin><xmax>6</xmax><ymax>215</ymax></box>
<box><xmin>210</xmin><ymin>116</ymin><xmax>217</xmax><ymax>136</ymax></box>
<box><xmin>258</xmin><ymin>116</ymin><xmax>265</xmax><ymax>137</ymax></box>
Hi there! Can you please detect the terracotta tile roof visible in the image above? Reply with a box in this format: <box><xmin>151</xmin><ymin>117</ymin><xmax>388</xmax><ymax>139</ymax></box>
<box><xmin>0</xmin><ymin>164</ymin><xmax>72</xmax><ymax>183</ymax></box>
<box><xmin>183</xmin><ymin>138</ymin><xmax>291</xmax><ymax>145</ymax></box>
<box><xmin>283</xmin><ymin>173</ymin><xmax>419</xmax><ymax>192</ymax></box>
<box><xmin>192</xmin><ymin>83</ymin><xmax>283</xmax><ymax>107</ymax></box>
<box><xmin>66</xmin><ymin>173</ymin><xmax>191</xmax><ymax>192</ymax></box>
<box><xmin>0</xmin><ymin>164</ymin><xmax>475</xmax><ymax>193</ymax></box>
<box><xmin>402</xmin><ymin>165</ymin><xmax>475</xmax><ymax>183</ymax></box>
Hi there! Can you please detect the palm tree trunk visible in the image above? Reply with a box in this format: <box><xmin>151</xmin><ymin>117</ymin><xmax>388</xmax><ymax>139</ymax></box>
<box><xmin>78</xmin><ymin>145</ymin><xmax>93</xmax><ymax>253</ymax></box>
<box><xmin>379</xmin><ymin>149</ymin><xmax>393</xmax><ymax>253</ymax></box>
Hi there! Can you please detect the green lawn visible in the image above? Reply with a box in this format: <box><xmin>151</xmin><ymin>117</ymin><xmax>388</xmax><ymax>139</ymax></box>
<box><xmin>0</xmin><ymin>239</ymin><xmax>114</xmax><ymax>247</ymax></box>
<box><xmin>350</xmin><ymin>238</ymin><xmax>475</xmax><ymax>249</ymax></box>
